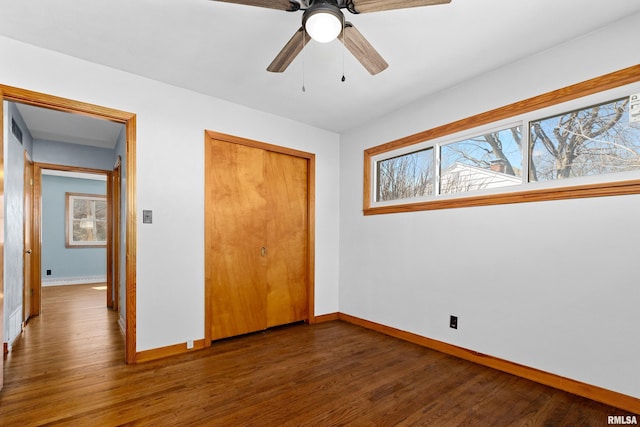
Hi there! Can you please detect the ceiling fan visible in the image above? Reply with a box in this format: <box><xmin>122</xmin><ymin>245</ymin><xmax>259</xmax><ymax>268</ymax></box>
<box><xmin>211</xmin><ymin>0</ymin><xmax>451</xmax><ymax>75</ymax></box>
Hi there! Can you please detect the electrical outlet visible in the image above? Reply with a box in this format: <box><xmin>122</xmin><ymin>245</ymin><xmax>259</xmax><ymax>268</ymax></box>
<box><xmin>46</xmin><ymin>269</ymin><xmax>52</xmax><ymax>276</ymax></box>
<box><xmin>186</xmin><ymin>339</ymin><xmax>194</xmax><ymax>350</ymax></box>
<box><xmin>450</xmin><ymin>315</ymin><xmax>458</xmax><ymax>329</ymax></box>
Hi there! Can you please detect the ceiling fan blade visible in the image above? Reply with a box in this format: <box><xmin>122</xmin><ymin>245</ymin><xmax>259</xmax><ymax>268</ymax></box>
<box><xmin>267</xmin><ymin>27</ymin><xmax>310</xmax><ymax>73</ymax></box>
<box><xmin>340</xmin><ymin>23</ymin><xmax>388</xmax><ymax>75</ymax></box>
<box><xmin>210</xmin><ymin>0</ymin><xmax>299</xmax><ymax>12</ymax></box>
<box><xmin>350</xmin><ymin>0</ymin><xmax>450</xmax><ymax>14</ymax></box>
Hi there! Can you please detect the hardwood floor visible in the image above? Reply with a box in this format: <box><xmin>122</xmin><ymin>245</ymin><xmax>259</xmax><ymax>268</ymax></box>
<box><xmin>1</xmin><ymin>285</ymin><xmax>635</xmax><ymax>426</ymax></box>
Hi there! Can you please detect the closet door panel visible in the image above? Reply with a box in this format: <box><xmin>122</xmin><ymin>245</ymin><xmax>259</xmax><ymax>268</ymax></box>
<box><xmin>206</xmin><ymin>139</ymin><xmax>268</xmax><ymax>340</ymax></box>
<box><xmin>265</xmin><ymin>151</ymin><xmax>309</xmax><ymax>327</ymax></box>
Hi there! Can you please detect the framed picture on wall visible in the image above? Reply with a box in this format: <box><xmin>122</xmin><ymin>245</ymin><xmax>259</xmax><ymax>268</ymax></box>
<box><xmin>65</xmin><ymin>192</ymin><xmax>107</xmax><ymax>248</ymax></box>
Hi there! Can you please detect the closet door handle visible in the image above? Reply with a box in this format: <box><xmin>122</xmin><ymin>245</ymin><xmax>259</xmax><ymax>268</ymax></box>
<box><xmin>261</xmin><ymin>247</ymin><xmax>267</xmax><ymax>257</ymax></box>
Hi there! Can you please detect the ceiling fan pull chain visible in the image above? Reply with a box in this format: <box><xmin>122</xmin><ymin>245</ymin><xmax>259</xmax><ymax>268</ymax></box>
<box><xmin>302</xmin><ymin>29</ymin><xmax>306</xmax><ymax>92</ymax></box>
<box><xmin>341</xmin><ymin>14</ymin><xmax>346</xmax><ymax>82</ymax></box>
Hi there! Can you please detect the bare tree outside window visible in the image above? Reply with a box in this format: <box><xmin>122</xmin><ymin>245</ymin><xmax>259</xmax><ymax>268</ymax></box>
<box><xmin>530</xmin><ymin>98</ymin><xmax>640</xmax><ymax>181</ymax></box>
<box><xmin>434</xmin><ymin>97</ymin><xmax>640</xmax><ymax>188</ymax></box>
<box><xmin>376</xmin><ymin>148</ymin><xmax>434</xmax><ymax>202</ymax></box>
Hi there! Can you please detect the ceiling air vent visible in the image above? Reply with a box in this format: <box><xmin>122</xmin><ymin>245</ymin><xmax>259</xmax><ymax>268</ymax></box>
<box><xmin>11</xmin><ymin>118</ymin><xmax>23</xmax><ymax>145</ymax></box>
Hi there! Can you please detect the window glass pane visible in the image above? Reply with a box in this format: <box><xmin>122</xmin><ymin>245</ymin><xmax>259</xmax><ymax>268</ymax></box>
<box><xmin>376</xmin><ymin>148</ymin><xmax>434</xmax><ymax>202</ymax></box>
<box><xmin>72</xmin><ymin>220</ymin><xmax>84</xmax><ymax>242</ymax></box>
<box><xmin>440</xmin><ymin>126</ymin><xmax>522</xmax><ymax>195</ymax></box>
<box><xmin>95</xmin><ymin>221</ymin><xmax>107</xmax><ymax>241</ymax></box>
<box><xmin>94</xmin><ymin>200</ymin><xmax>107</xmax><ymax>220</ymax></box>
<box><xmin>73</xmin><ymin>199</ymin><xmax>92</xmax><ymax>220</ymax></box>
<box><xmin>73</xmin><ymin>219</ymin><xmax>98</xmax><ymax>243</ymax></box>
<box><xmin>529</xmin><ymin>97</ymin><xmax>640</xmax><ymax>181</ymax></box>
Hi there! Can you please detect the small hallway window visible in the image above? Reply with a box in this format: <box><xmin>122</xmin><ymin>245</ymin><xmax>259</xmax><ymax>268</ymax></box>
<box><xmin>66</xmin><ymin>192</ymin><xmax>107</xmax><ymax>247</ymax></box>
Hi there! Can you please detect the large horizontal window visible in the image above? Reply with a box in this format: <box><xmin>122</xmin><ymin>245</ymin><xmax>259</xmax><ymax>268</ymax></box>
<box><xmin>364</xmin><ymin>66</ymin><xmax>640</xmax><ymax>215</ymax></box>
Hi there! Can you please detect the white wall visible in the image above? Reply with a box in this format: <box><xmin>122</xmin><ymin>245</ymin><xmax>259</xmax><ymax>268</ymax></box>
<box><xmin>340</xmin><ymin>13</ymin><xmax>640</xmax><ymax>398</ymax></box>
<box><xmin>0</xmin><ymin>35</ymin><xmax>341</xmax><ymax>352</ymax></box>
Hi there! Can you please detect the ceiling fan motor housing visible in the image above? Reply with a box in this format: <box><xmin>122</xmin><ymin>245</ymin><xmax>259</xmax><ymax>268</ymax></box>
<box><xmin>302</xmin><ymin>0</ymin><xmax>344</xmax><ymax>24</ymax></box>
<box><xmin>291</xmin><ymin>0</ymin><xmax>359</xmax><ymax>13</ymax></box>
<box><xmin>302</xmin><ymin>0</ymin><xmax>344</xmax><ymax>43</ymax></box>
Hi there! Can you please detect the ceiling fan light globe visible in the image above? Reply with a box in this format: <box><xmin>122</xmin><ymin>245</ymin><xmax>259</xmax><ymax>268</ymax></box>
<box><xmin>305</xmin><ymin>11</ymin><xmax>342</xmax><ymax>43</ymax></box>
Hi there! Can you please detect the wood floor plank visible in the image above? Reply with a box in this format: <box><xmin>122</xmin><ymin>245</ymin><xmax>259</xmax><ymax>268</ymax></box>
<box><xmin>1</xmin><ymin>285</ymin><xmax>636</xmax><ymax>425</ymax></box>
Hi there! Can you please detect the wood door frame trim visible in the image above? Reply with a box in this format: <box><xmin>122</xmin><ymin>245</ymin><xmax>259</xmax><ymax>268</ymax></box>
<box><xmin>0</xmin><ymin>87</ymin><xmax>4</xmax><ymax>389</ymax></box>
<box><xmin>0</xmin><ymin>84</ymin><xmax>138</xmax><ymax>364</ymax></box>
<box><xmin>23</xmin><ymin>152</ymin><xmax>34</xmax><ymax>323</ymax></box>
<box><xmin>111</xmin><ymin>156</ymin><xmax>122</xmax><ymax>312</ymax></box>
<box><xmin>204</xmin><ymin>130</ymin><xmax>316</xmax><ymax>345</ymax></box>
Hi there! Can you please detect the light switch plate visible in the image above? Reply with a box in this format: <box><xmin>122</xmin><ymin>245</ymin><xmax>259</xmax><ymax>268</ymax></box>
<box><xmin>143</xmin><ymin>210</ymin><xmax>152</xmax><ymax>224</ymax></box>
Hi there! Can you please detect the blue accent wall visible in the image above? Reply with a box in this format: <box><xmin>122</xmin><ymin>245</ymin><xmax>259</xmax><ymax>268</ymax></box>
<box><xmin>41</xmin><ymin>174</ymin><xmax>107</xmax><ymax>280</ymax></box>
<box><xmin>7</xmin><ymin>102</ymin><xmax>34</xmax><ymax>156</ymax></box>
<box><xmin>33</xmin><ymin>139</ymin><xmax>115</xmax><ymax>170</ymax></box>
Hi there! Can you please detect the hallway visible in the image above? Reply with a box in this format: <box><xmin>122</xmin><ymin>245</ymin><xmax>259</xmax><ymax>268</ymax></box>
<box><xmin>1</xmin><ymin>284</ymin><xmax>124</xmax><ymax>424</ymax></box>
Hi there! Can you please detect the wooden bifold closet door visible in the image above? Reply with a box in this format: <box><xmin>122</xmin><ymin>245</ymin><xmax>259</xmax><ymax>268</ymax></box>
<box><xmin>205</xmin><ymin>135</ymin><xmax>310</xmax><ymax>341</ymax></box>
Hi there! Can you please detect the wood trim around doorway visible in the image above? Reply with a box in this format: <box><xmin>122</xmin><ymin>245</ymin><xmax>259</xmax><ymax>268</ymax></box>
<box><xmin>203</xmin><ymin>130</ymin><xmax>317</xmax><ymax>345</ymax></box>
<box><xmin>0</xmin><ymin>84</ymin><xmax>138</xmax><ymax>364</ymax></box>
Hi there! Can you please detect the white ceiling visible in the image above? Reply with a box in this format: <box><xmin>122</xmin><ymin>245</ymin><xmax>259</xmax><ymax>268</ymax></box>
<box><xmin>2</xmin><ymin>0</ymin><xmax>640</xmax><ymax>139</ymax></box>
<box><xmin>42</xmin><ymin>169</ymin><xmax>107</xmax><ymax>181</ymax></box>
<box><xmin>14</xmin><ymin>103</ymin><xmax>124</xmax><ymax>149</ymax></box>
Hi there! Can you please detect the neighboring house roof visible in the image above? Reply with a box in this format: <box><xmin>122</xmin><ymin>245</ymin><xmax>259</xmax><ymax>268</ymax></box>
<box><xmin>441</xmin><ymin>162</ymin><xmax>521</xmax><ymax>194</ymax></box>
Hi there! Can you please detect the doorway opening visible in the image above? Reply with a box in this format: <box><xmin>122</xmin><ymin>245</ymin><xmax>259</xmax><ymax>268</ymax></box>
<box><xmin>34</xmin><ymin>168</ymin><xmax>110</xmax><ymax>314</ymax></box>
<box><xmin>0</xmin><ymin>85</ymin><xmax>137</xmax><ymax>368</ymax></box>
<box><xmin>33</xmin><ymin>166</ymin><xmax>113</xmax><ymax>320</ymax></box>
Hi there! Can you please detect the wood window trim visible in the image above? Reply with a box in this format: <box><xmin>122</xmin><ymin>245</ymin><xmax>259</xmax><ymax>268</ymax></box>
<box><xmin>363</xmin><ymin>64</ymin><xmax>640</xmax><ymax>215</ymax></box>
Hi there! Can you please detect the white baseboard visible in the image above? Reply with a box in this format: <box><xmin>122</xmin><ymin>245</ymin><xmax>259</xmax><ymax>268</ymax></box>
<box><xmin>42</xmin><ymin>275</ymin><xmax>107</xmax><ymax>287</ymax></box>
<box><xmin>6</xmin><ymin>306</ymin><xmax>24</xmax><ymax>348</ymax></box>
